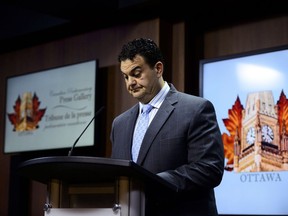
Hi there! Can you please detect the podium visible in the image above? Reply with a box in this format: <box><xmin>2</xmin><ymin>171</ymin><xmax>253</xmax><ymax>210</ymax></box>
<box><xmin>18</xmin><ymin>156</ymin><xmax>177</xmax><ymax>216</ymax></box>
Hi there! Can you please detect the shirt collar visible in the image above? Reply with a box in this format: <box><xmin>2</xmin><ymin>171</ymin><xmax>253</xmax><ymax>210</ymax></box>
<box><xmin>138</xmin><ymin>81</ymin><xmax>170</xmax><ymax>110</ymax></box>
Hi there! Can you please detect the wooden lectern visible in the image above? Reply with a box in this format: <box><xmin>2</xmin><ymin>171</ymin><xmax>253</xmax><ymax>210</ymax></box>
<box><xmin>18</xmin><ymin>156</ymin><xmax>177</xmax><ymax>216</ymax></box>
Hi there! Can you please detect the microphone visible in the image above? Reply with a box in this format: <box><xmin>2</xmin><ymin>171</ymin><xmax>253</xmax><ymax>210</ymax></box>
<box><xmin>68</xmin><ymin>106</ymin><xmax>105</xmax><ymax>156</ymax></box>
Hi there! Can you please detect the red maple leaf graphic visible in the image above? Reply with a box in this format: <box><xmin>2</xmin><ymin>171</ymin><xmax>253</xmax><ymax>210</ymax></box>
<box><xmin>222</xmin><ymin>96</ymin><xmax>244</xmax><ymax>171</ymax></box>
<box><xmin>7</xmin><ymin>92</ymin><xmax>46</xmax><ymax>131</ymax></box>
<box><xmin>32</xmin><ymin>93</ymin><xmax>46</xmax><ymax>124</ymax></box>
<box><xmin>276</xmin><ymin>90</ymin><xmax>288</xmax><ymax>134</ymax></box>
<box><xmin>7</xmin><ymin>96</ymin><xmax>21</xmax><ymax>128</ymax></box>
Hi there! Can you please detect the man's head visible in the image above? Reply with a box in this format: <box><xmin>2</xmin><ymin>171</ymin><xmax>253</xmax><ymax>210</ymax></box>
<box><xmin>118</xmin><ymin>38</ymin><xmax>164</xmax><ymax>68</ymax></box>
<box><xmin>118</xmin><ymin>38</ymin><xmax>165</xmax><ymax>104</ymax></box>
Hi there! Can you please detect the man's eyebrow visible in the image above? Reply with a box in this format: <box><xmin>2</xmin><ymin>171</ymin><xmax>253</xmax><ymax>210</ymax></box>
<box><xmin>129</xmin><ymin>65</ymin><xmax>142</xmax><ymax>74</ymax></box>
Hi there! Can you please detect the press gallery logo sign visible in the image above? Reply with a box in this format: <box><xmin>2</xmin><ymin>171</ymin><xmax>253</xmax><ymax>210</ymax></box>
<box><xmin>7</xmin><ymin>92</ymin><xmax>46</xmax><ymax>132</ymax></box>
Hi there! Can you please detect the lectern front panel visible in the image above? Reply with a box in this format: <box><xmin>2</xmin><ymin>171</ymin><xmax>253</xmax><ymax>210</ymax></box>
<box><xmin>45</xmin><ymin>208</ymin><xmax>120</xmax><ymax>216</ymax></box>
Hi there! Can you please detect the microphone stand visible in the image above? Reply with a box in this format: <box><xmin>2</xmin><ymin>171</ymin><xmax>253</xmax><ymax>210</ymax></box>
<box><xmin>68</xmin><ymin>106</ymin><xmax>104</xmax><ymax>156</ymax></box>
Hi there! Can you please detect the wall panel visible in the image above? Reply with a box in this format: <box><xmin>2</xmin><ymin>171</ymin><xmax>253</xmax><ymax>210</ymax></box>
<box><xmin>204</xmin><ymin>16</ymin><xmax>288</xmax><ymax>58</ymax></box>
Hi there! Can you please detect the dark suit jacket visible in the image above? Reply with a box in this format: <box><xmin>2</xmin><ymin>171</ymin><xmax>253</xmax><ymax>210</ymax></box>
<box><xmin>110</xmin><ymin>84</ymin><xmax>224</xmax><ymax>216</ymax></box>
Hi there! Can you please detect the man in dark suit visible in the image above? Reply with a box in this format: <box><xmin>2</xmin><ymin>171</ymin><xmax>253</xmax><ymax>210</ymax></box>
<box><xmin>110</xmin><ymin>38</ymin><xmax>224</xmax><ymax>215</ymax></box>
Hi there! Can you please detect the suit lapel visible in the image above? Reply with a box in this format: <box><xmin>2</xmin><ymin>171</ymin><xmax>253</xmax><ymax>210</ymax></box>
<box><xmin>126</xmin><ymin>105</ymin><xmax>139</xmax><ymax>159</ymax></box>
<box><xmin>137</xmin><ymin>88</ymin><xmax>178</xmax><ymax>164</ymax></box>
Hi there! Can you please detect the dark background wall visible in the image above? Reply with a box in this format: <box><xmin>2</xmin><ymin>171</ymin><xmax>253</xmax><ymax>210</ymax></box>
<box><xmin>1</xmin><ymin>1</ymin><xmax>288</xmax><ymax>215</ymax></box>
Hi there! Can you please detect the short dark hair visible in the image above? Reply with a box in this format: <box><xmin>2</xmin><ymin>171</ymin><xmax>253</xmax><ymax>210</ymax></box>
<box><xmin>118</xmin><ymin>38</ymin><xmax>164</xmax><ymax>68</ymax></box>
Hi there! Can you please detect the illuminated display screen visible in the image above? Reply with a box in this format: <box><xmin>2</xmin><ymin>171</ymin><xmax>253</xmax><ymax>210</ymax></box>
<box><xmin>200</xmin><ymin>47</ymin><xmax>288</xmax><ymax>215</ymax></box>
<box><xmin>4</xmin><ymin>60</ymin><xmax>97</xmax><ymax>154</ymax></box>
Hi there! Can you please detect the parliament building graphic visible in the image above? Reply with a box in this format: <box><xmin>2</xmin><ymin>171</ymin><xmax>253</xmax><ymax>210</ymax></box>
<box><xmin>222</xmin><ymin>90</ymin><xmax>288</xmax><ymax>172</ymax></box>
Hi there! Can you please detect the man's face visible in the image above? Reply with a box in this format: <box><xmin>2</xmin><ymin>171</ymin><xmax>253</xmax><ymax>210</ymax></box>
<box><xmin>120</xmin><ymin>55</ymin><xmax>162</xmax><ymax>104</ymax></box>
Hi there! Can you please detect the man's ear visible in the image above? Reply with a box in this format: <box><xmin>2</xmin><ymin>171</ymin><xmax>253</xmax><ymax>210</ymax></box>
<box><xmin>154</xmin><ymin>61</ymin><xmax>163</xmax><ymax>76</ymax></box>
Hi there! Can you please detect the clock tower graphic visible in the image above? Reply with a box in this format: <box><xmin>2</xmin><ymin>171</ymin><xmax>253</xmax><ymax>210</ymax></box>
<box><xmin>234</xmin><ymin>90</ymin><xmax>288</xmax><ymax>172</ymax></box>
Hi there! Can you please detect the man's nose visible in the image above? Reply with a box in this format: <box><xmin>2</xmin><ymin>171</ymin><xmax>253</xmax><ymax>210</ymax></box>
<box><xmin>127</xmin><ymin>76</ymin><xmax>136</xmax><ymax>85</ymax></box>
